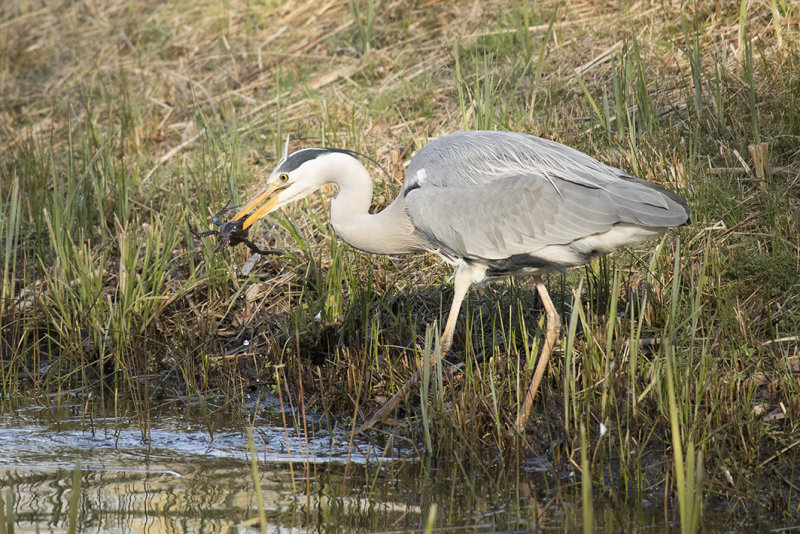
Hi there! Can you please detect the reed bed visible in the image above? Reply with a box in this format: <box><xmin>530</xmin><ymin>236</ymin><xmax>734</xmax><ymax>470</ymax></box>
<box><xmin>1</xmin><ymin>0</ymin><xmax>799</xmax><ymax>528</ymax></box>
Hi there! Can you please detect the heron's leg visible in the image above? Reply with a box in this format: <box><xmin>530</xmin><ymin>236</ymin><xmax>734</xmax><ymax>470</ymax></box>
<box><xmin>439</xmin><ymin>266</ymin><xmax>473</xmax><ymax>355</ymax></box>
<box><xmin>355</xmin><ymin>267</ymin><xmax>474</xmax><ymax>434</ymax></box>
<box><xmin>515</xmin><ymin>276</ymin><xmax>561</xmax><ymax>431</ymax></box>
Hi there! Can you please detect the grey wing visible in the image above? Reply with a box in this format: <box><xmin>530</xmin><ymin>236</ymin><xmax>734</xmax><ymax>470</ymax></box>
<box><xmin>404</xmin><ymin>172</ymin><xmax>688</xmax><ymax>265</ymax></box>
<box><xmin>403</xmin><ymin>131</ymin><xmax>625</xmax><ymax>190</ymax></box>
<box><xmin>402</xmin><ymin>130</ymin><xmax>689</xmax><ymax>264</ymax></box>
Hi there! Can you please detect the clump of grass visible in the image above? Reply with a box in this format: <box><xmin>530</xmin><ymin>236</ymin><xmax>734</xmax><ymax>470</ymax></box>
<box><xmin>664</xmin><ymin>239</ymin><xmax>704</xmax><ymax>533</ymax></box>
<box><xmin>67</xmin><ymin>460</ymin><xmax>82</xmax><ymax>534</ymax></box>
<box><xmin>350</xmin><ymin>0</ymin><xmax>383</xmax><ymax>55</ymax></box>
<box><xmin>248</xmin><ymin>429</ymin><xmax>268</xmax><ymax>534</ymax></box>
<box><xmin>0</xmin><ymin>485</ymin><xmax>12</xmax><ymax>533</ymax></box>
<box><xmin>581</xmin><ymin>422</ymin><xmax>593</xmax><ymax>533</ymax></box>
<box><xmin>1</xmin><ymin>0</ymin><xmax>800</xmax><ymax>526</ymax></box>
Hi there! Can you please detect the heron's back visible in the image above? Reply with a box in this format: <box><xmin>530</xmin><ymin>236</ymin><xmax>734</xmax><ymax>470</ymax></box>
<box><xmin>400</xmin><ymin>131</ymin><xmax>689</xmax><ymax>271</ymax></box>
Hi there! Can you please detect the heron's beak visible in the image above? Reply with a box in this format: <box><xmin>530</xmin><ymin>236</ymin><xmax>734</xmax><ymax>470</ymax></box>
<box><xmin>231</xmin><ymin>183</ymin><xmax>286</xmax><ymax>230</ymax></box>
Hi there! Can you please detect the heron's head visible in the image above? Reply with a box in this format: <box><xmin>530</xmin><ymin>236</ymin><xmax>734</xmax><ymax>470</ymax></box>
<box><xmin>232</xmin><ymin>147</ymin><xmax>345</xmax><ymax>230</ymax></box>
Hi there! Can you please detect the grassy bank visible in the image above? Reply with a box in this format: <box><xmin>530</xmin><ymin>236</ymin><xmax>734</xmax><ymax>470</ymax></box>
<box><xmin>1</xmin><ymin>0</ymin><xmax>799</xmax><ymax>524</ymax></box>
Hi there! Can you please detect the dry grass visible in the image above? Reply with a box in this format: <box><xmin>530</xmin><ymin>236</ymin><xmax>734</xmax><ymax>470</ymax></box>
<box><xmin>2</xmin><ymin>0</ymin><xmax>800</xmax><ymax>524</ymax></box>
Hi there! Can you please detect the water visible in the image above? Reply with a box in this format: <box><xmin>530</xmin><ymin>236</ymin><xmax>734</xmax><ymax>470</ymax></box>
<box><xmin>0</xmin><ymin>394</ymin><xmax>789</xmax><ymax>532</ymax></box>
<box><xmin>0</xmin><ymin>395</ymin><xmax>419</xmax><ymax>532</ymax></box>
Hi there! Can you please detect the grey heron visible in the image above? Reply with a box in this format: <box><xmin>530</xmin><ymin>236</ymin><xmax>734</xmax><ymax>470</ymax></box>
<box><xmin>231</xmin><ymin>130</ymin><xmax>690</xmax><ymax>432</ymax></box>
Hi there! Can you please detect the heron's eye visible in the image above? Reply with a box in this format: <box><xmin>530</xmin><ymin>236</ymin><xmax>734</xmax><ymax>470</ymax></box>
<box><xmin>278</xmin><ymin>173</ymin><xmax>289</xmax><ymax>183</ymax></box>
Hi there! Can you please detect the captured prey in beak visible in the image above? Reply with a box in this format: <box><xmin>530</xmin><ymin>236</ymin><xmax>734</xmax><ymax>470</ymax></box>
<box><xmin>187</xmin><ymin>200</ymin><xmax>283</xmax><ymax>256</ymax></box>
<box><xmin>188</xmin><ymin>135</ymin><xmax>302</xmax><ymax>255</ymax></box>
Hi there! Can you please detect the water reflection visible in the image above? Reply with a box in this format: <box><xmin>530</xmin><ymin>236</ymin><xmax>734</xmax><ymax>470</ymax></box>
<box><xmin>0</xmin><ymin>397</ymin><xmax>419</xmax><ymax>533</ymax></box>
<box><xmin>0</xmin><ymin>396</ymin><xmax>787</xmax><ymax>533</ymax></box>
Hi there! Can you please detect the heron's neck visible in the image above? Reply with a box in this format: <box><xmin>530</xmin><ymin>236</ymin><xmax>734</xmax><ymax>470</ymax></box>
<box><xmin>323</xmin><ymin>154</ymin><xmax>420</xmax><ymax>255</ymax></box>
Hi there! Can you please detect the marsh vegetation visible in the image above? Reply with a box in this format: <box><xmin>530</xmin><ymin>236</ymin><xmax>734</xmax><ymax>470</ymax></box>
<box><xmin>1</xmin><ymin>0</ymin><xmax>799</xmax><ymax>531</ymax></box>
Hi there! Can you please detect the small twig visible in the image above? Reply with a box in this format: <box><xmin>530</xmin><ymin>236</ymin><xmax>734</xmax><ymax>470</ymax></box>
<box><xmin>772</xmin><ymin>466</ymin><xmax>800</xmax><ymax>493</ymax></box>
<box><xmin>145</xmin><ymin>132</ymin><xmax>202</xmax><ymax>181</ymax></box>
<box><xmin>760</xmin><ymin>336</ymin><xmax>800</xmax><ymax>346</ymax></box>
<box><xmin>758</xmin><ymin>437</ymin><xmax>800</xmax><ymax>468</ymax></box>
<box><xmin>575</xmin><ymin>41</ymin><xmax>623</xmax><ymax>76</ymax></box>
